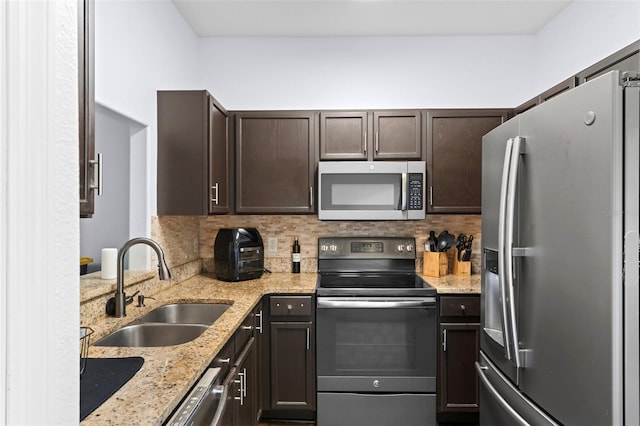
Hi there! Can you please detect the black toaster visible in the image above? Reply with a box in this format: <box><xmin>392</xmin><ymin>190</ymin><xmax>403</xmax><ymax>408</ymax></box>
<box><xmin>214</xmin><ymin>228</ymin><xmax>264</xmax><ymax>281</ymax></box>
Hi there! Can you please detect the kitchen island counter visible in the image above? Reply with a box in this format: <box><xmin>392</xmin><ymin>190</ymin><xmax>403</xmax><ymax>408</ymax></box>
<box><xmin>81</xmin><ymin>272</ymin><xmax>317</xmax><ymax>426</ymax></box>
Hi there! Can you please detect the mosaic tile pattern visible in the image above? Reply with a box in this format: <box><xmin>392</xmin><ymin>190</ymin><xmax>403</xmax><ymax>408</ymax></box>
<box><xmin>199</xmin><ymin>214</ymin><xmax>482</xmax><ymax>273</ymax></box>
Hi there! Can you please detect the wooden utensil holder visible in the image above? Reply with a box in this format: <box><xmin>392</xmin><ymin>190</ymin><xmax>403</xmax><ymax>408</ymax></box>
<box><xmin>423</xmin><ymin>252</ymin><xmax>448</xmax><ymax>277</ymax></box>
<box><xmin>452</xmin><ymin>254</ymin><xmax>471</xmax><ymax>276</ymax></box>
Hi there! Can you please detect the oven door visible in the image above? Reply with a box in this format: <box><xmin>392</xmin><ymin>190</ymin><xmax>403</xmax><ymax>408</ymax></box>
<box><xmin>316</xmin><ymin>297</ymin><xmax>436</xmax><ymax>393</ymax></box>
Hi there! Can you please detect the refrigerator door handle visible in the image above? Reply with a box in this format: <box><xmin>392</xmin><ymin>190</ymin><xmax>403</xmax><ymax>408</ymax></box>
<box><xmin>497</xmin><ymin>137</ymin><xmax>515</xmax><ymax>360</ymax></box>
<box><xmin>475</xmin><ymin>362</ymin><xmax>530</xmax><ymax>426</ymax></box>
<box><xmin>505</xmin><ymin>136</ymin><xmax>524</xmax><ymax>369</ymax></box>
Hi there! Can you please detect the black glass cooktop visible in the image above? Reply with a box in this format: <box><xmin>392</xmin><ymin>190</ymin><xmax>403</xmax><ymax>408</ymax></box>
<box><xmin>317</xmin><ymin>272</ymin><xmax>436</xmax><ymax>297</ymax></box>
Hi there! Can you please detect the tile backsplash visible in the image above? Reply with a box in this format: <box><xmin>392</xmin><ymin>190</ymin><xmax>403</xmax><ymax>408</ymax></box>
<box><xmin>195</xmin><ymin>214</ymin><xmax>482</xmax><ymax>274</ymax></box>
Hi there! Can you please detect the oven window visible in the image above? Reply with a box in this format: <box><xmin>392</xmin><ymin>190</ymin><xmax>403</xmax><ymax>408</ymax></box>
<box><xmin>316</xmin><ymin>306</ymin><xmax>436</xmax><ymax>377</ymax></box>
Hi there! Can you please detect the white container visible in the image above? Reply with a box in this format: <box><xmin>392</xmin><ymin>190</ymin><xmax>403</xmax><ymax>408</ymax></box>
<box><xmin>101</xmin><ymin>248</ymin><xmax>118</xmax><ymax>280</ymax></box>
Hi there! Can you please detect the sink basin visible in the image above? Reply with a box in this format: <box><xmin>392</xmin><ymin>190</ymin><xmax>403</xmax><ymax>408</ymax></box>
<box><xmin>94</xmin><ymin>323</ymin><xmax>210</xmax><ymax>347</ymax></box>
<box><xmin>93</xmin><ymin>302</ymin><xmax>232</xmax><ymax>347</ymax></box>
<box><xmin>133</xmin><ymin>303</ymin><xmax>231</xmax><ymax>326</ymax></box>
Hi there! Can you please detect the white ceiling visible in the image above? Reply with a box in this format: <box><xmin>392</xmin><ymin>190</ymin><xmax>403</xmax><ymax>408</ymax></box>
<box><xmin>172</xmin><ymin>0</ymin><xmax>573</xmax><ymax>37</ymax></box>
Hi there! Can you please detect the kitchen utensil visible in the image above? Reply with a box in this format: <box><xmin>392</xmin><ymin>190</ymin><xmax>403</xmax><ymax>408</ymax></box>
<box><xmin>426</xmin><ymin>231</ymin><xmax>438</xmax><ymax>252</ymax></box>
<box><xmin>437</xmin><ymin>231</ymin><xmax>455</xmax><ymax>252</ymax></box>
<box><xmin>462</xmin><ymin>234</ymin><xmax>473</xmax><ymax>261</ymax></box>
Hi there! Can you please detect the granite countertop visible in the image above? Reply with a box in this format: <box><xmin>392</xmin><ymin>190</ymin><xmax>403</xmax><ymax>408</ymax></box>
<box><xmin>421</xmin><ymin>273</ymin><xmax>481</xmax><ymax>294</ymax></box>
<box><xmin>82</xmin><ymin>272</ymin><xmax>317</xmax><ymax>426</ymax></box>
<box><xmin>81</xmin><ymin>270</ymin><xmax>479</xmax><ymax>425</ymax></box>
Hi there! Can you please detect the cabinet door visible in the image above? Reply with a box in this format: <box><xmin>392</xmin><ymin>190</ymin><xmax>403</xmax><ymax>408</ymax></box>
<box><xmin>157</xmin><ymin>91</ymin><xmax>209</xmax><ymax>215</ymax></box>
<box><xmin>79</xmin><ymin>0</ymin><xmax>96</xmax><ymax>217</ymax></box>
<box><xmin>270</xmin><ymin>322</ymin><xmax>315</xmax><ymax>410</ymax></box>
<box><xmin>577</xmin><ymin>40</ymin><xmax>639</xmax><ymax>84</ymax></box>
<box><xmin>438</xmin><ymin>322</ymin><xmax>480</xmax><ymax>413</ymax></box>
<box><xmin>209</xmin><ymin>97</ymin><xmax>230</xmax><ymax>214</ymax></box>
<box><xmin>426</xmin><ymin>109</ymin><xmax>508</xmax><ymax>213</ymax></box>
<box><xmin>372</xmin><ymin>110</ymin><xmax>422</xmax><ymax>160</ymax></box>
<box><xmin>319</xmin><ymin>111</ymin><xmax>368</xmax><ymax>160</ymax></box>
<box><xmin>235</xmin><ymin>112</ymin><xmax>316</xmax><ymax>213</ymax></box>
<box><xmin>234</xmin><ymin>337</ymin><xmax>257</xmax><ymax>426</ymax></box>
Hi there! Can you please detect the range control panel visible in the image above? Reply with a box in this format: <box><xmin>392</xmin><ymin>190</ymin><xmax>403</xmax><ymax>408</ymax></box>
<box><xmin>318</xmin><ymin>237</ymin><xmax>415</xmax><ymax>259</ymax></box>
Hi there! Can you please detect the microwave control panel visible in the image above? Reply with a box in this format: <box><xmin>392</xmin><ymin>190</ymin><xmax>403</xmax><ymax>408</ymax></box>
<box><xmin>408</xmin><ymin>173</ymin><xmax>423</xmax><ymax>210</ymax></box>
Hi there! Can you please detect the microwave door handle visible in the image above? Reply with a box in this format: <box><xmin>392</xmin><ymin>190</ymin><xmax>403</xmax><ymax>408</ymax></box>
<box><xmin>498</xmin><ymin>138</ymin><xmax>514</xmax><ymax>361</ymax></box>
<box><xmin>505</xmin><ymin>136</ymin><xmax>523</xmax><ymax>369</ymax></box>
<box><xmin>401</xmin><ymin>172</ymin><xmax>408</xmax><ymax>211</ymax></box>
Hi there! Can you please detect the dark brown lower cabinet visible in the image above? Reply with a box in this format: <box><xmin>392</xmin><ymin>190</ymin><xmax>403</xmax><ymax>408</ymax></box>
<box><xmin>270</xmin><ymin>322</ymin><xmax>314</xmax><ymax>409</ymax></box>
<box><xmin>437</xmin><ymin>295</ymin><xmax>480</xmax><ymax>425</ymax></box>
<box><xmin>233</xmin><ymin>336</ymin><xmax>258</xmax><ymax>426</ymax></box>
<box><xmin>261</xmin><ymin>295</ymin><xmax>315</xmax><ymax>422</ymax></box>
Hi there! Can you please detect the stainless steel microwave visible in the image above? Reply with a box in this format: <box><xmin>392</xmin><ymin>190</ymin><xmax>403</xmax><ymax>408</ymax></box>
<box><xmin>318</xmin><ymin>161</ymin><xmax>426</xmax><ymax>220</ymax></box>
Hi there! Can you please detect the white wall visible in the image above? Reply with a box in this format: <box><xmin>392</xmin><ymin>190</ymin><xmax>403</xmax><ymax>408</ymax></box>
<box><xmin>95</xmin><ymin>0</ymin><xmax>201</xmax><ymax>216</ymax></box>
<box><xmin>198</xmin><ymin>35</ymin><xmax>534</xmax><ymax>110</ymax></box>
<box><xmin>2</xmin><ymin>0</ymin><xmax>79</xmax><ymax>423</ymax></box>
<box><xmin>80</xmin><ymin>105</ymin><xmax>132</xmax><ymax>273</ymax></box>
<box><xmin>532</xmin><ymin>0</ymin><xmax>640</xmax><ymax>99</ymax></box>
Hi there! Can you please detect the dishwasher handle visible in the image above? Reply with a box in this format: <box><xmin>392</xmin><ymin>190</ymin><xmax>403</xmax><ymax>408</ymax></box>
<box><xmin>210</xmin><ymin>384</ymin><xmax>229</xmax><ymax>426</ymax></box>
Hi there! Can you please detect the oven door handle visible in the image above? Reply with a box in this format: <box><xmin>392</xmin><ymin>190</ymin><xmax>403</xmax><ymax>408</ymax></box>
<box><xmin>317</xmin><ymin>298</ymin><xmax>435</xmax><ymax>309</ymax></box>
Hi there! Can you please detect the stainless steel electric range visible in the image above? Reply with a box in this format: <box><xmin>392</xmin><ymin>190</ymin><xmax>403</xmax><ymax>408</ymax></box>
<box><xmin>315</xmin><ymin>236</ymin><xmax>437</xmax><ymax>426</ymax></box>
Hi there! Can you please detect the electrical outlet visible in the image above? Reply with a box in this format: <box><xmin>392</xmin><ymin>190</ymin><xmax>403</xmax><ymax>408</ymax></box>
<box><xmin>268</xmin><ymin>237</ymin><xmax>278</xmax><ymax>252</ymax></box>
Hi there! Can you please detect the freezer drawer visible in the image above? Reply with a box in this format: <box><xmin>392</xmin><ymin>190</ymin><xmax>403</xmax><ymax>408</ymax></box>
<box><xmin>317</xmin><ymin>392</ymin><xmax>435</xmax><ymax>426</ymax></box>
<box><xmin>477</xmin><ymin>352</ymin><xmax>558</xmax><ymax>426</ymax></box>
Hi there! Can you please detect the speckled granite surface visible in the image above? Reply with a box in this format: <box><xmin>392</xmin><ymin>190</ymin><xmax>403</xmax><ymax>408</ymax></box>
<box><xmin>420</xmin><ymin>273</ymin><xmax>481</xmax><ymax>294</ymax></box>
<box><xmin>81</xmin><ymin>272</ymin><xmax>317</xmax><ymax>426</ymax></box>
<box><xmin>81</xmin><ymin>271</ymin><xmax>478</xmax><ymax>425</ymax></box>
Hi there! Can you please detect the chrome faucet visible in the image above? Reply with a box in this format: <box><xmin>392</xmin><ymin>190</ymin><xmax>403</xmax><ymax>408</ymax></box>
<box><xmin>112</xmin><ymin>237</ymin><xmax>172</xmax><ymax>317</ymax></box>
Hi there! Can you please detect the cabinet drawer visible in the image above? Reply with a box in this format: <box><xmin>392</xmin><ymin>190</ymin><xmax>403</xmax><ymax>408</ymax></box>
<box><xmin>440</xmin><ymin>296</ymin><xmax>480</xmax><ymax>318</ymax></box>
<box><xmin>270</xmin><ymin>296</ymin><xmax>313</xmax><ymax>317</ymax></box>
<box><xmin>235</xmin><ymin>312</ymin><xmax>254</xmax><ymax>355</ymax></box>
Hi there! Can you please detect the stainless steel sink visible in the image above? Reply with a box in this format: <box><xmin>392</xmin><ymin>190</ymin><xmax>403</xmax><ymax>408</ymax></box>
<box><xmin>94</xmin><ymin>323</ymin><xmax>210</xmax><ymax>347</ymax></box>
<box><xmin>94</xmin><ymin>302</ymin><xmax>232</xmax><ymax>347</ymax></box>
<box><xmin>133</xmin><ymin>303</ymin><xmax>231</xmax><ymax>326</ymax></box>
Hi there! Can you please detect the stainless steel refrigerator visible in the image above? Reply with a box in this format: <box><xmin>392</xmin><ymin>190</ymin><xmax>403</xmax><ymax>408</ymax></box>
<box><xmin>479</xmin><ymin>70</ymin><xmax>639</xmax><ymax>426</ymax></box>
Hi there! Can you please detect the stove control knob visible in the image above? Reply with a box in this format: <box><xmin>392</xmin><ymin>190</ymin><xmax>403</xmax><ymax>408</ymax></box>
<box><xmin>406</xmin><ymin>244</ymin><xmax>414</xmax><ymax>252</ymax></box>
<box><xmin>373</xmin><ymin>379</ymin><xmax>380</xmax><ymax>388</ymax></box>
<box><xmin>397</xmin><ymin>244</ymin><xmax>405</xmax><ymax>252</ymax></box>
<box><xmin>320</xmin><ymin>244</ymin><xmax>329</xmax><ymax>252</ymax></box>
<box><xmin>329</xmin><ymin>244</ymin><xmax>338</xmax><ymax>252</ymax></box>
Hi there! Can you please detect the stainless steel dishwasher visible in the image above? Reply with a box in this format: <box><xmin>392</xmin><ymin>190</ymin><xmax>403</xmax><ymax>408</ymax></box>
<box><xmin>164</xmin><ymin>367</ymin><xmax>230</xmax><ymax>426</ymax></box>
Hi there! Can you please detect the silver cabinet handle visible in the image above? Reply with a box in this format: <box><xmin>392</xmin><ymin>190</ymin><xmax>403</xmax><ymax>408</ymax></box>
<box><xmin>306</xmin><ymin>327</ymin><xmax>310</xmax><ymax>351</ymax></box>
<box><xmin>429</xmin><ymin>186</ymin><xmax>433</xmax><ymax>206</ymax></box>
<box><xmin>255</xmin><ymin>310</ymin><xmax>263</xmax><ymax>334</ymax></box>
<box><xmin>241</xmin><ymin>325</ymin><xmax>253</xmax><ymax>331</ymax></box>
<box><xmin>211</xmin><ymin>182</ymin><xmax>219</xmax><ymax>204</ymax></box>
<box><xmin>217</xmin><ymin>357</ymin><xmax>231</xmax><ymax>364</ymax></box>
<box><xmin>375</xmin><ymin>131</ymin><xmax>379</xmax><ymax>153</ymax></box>
<box><xmin>442</xmin><ymin>329</ymin><xmax>447</xmax><ymax>352</ymax></box>
<box><xmin>475</xmin><ymin>362</ymin><xmax>530</xmax><ymax>426</ymax></box>
<box><xmin>363</xmin><ymin>132</ymin><xmax>367</xmax><ymax>155</ymax></box>
<box><xmin>89</xmin><ymin>152</ymin><xmax>103</xmax><ymax>196</ymax></box>
<box><xmin>309</xmin><ymin>186</ymin><xmax>314</xmax><ymax>208</ymax></box>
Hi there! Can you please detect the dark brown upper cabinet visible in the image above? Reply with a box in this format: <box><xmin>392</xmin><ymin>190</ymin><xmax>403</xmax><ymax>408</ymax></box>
<box><xmin>157</xmin><ymin>90</ymin><xmax>230</xmax><ymax>215</ymax></box>
<box><xmin>235</xmin><ymin>111</ymin><xmax>317</xmax><ymax>214</ymax></box>
<box><xmin>79</xmin><ymin>0</ymin><xmax>96</xmax><ymax>218</ymax></box>
<box><xmin>319</xmin><ymin>110</ymin><xmax>422</xmax><ymax>161</ymax></box>
<box><xmin>426</xmin><ymin>109</ymin><xmax>509</xmax><ymax>214</ymax></box>
<box><xmin>577</xmin><ymin>40</ymin><xmax>640</xmax><ymax>84</ymax></box>
<box><xmin>514</xmin><ymin>76</ymin><xmax>577</xmax><ymax>116</ymax></box>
